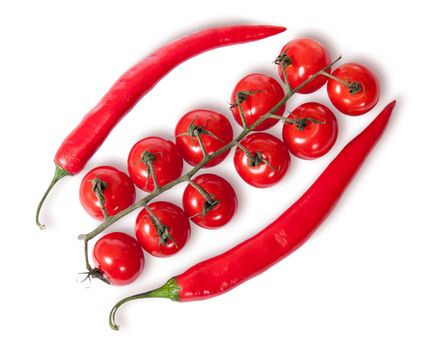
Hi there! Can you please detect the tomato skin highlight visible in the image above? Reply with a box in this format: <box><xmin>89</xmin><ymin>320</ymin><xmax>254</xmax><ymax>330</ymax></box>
<box><xmin>127</xmin><ymin>137</ymin><xmax>183</xmax><ymax>192</ymax></box>
<box><xmin>234</xmin><ymin>133</ymin><xmax>290</xmax><ymax>188</ymax></box>
<box><xmin>282</xmin><ymin>102</ymin><xmax>338</xmax><ymax>160</ymax></box>
<box><xmin>79</xmin><ymin>166</ymin><xmax>136</xmax><ymax>221</ymax></box>
<box><xmin>175</xmin><ymin>109</ymin><xmax>233</xmax><ymax>167</ymax></box>
<box><xmin>230</xmin><ymin>74</ymin><xmax>285</xmax><ymax>130</ymax></box>
<box><xmin>135</xmin><ymin>201</ymin><xmax>191</xmax><ymax>257</ymax></box>
<box><xmin>277</xmin><ymin>38</ymin><xmax>330</xmax><ymax>94</ymax></box>
<box><xmin>327</xmin><ymin>63</ymin><xmax>380</xmax><ymax>116</ymax></box>
<box><xmin>182</xmin><ymin>174</ymin><xmax>238</xmax><ymax>229</ymax></box>
<box><xmin>93</xmin><ymin>232</ymin><xmax>144</xmax><ymax>286</ymax></box>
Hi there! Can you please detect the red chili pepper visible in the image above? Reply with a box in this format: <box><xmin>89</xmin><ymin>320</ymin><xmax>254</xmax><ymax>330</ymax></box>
<box><xmin>109</xmin><ymin>101</ymin><xmax>396</xmax><ymax>330</ymax></box>
<box><xmin>35</xmin><ymin>25</ymin><xmax>286</xmax><ymax>229</ymax></box>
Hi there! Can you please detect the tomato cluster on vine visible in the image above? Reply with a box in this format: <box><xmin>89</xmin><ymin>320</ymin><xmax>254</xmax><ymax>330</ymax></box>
<box><xmin>79</xmin><ymin>37</ymin><xmax>380</xmax><ymax>286</ymax></box>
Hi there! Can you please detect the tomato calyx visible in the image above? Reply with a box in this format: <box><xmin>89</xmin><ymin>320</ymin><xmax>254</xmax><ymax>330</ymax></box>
<box><xmin>284</xmin><ymin>114</ymin><xmax>326</xmax><ymax>132</ymax></box>
<box><xmin>91</xmin><ymin>176</ymin><xmax>110</xmax><ymax>219</ymax></box>
<box><xmin>202</xmin><ymin>199</ymin><xmax>220</xmax><ymax>216</ymax></box>
<box><xmin>140</xmin><ymin>150</ymin><xmax>157</xmax><ymax>164</ymax></box>
<box><xmin>187</xmin><ymin>178</ymin><xmax>220</xmax><ymax>218</ymax></box>
<box><xmin>190</xmin><ymin>199</ymin><xmax>221</xmax><ymax>219</ymax></box>
<box><xmin>137</xmin><ymin>150</ymin><xmax>161</xmax><ymax>190</ymax></box>
<box><xmin>177</xmin><ymin>115</ymin><xmax>224</xmax><ymax>143</ymax></box>
<box><xmin>250</xmin><ymin>152</ymin><xmax>278</xmax><ymax>171</ymax></box>
<box><xmin>80</xmin><ymin>267</ymin><xmax>111</xmax><ymax>285</ymax></box>
<box><xmin>230</xmin><ymin>90</ymin><xmax>263</xmax><ymax>109</ymax></box>
<box><xmin>156</xmin><ymin>225</ymin><xmax>179</xmax><ymax>251</ymax></box>
<box><xmin>274</xmin><ymin>52</ymin><xmax>292</xmax><ymax>68</ymax></box>
<box><xmin>348</xmin><ymin>81</ymin><xmax>362</xmax><ymax>95</ymax></box>
<box><xmin>176</xmin><ymin>115</ymin><xmax>226</xmax><ymax>160</ymax></box>
<box><xmin>236</xmin><ymin>142</ymin><xmax>277</xmax><ymax>171</ymax></box>
<box><xmin>231</xmin><ymin>90</ymin><xmax>266</xmax><ymax>129</ymax></box>
<box><xmin>321</xmin><ymin>71</ymin><xmax>362</xmax><ymax>95</ymax></box>
<box><xmin>143</xmin><ymin>204</ymin><xmax>178</xmax><ymax>250</ymax></box>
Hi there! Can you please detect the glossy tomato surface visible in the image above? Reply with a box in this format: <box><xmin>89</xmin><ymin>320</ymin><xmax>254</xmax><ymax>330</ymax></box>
<box><xmin>234</xmin><ymin>133</ymin><xmax>290</xmax><ymax>188</ymax></box>
<box><xmin>230</xmin><ymin>73</ymin><xmax>285</xmax><ymax>130</ymax></box>
<box><xmin>92</xmin><ymin>232</ymin><xmax>144</xmax><ymax>286</ymax></box>
<box><xmin>282</xmin><ymin>102</ymin><xmax>338</xmax><ymax>159</ymax></box>
<box><xmin>79</xmin><ymin>166</ymin><xmax>136</xmax><ymax>221</ymax></box>
<box><xmin>128</xmin><ymin>137</ymin><xmax>183</xmax><ymax>192</ymax></box>
<box><xmin>135</xmin><ymin>201</ymin><xmax>191</xmax><ymax>257</ymax></box>
<box><xmin>175</xmin><ymin>109</ymin><xmax>233</xmax><ymax>167</ymax></box>
<box><xmin>277</xmin><ymin>38</ymin><xmax>330</xmax><ymax>94</ymax></box>
<box><xmin>327</xmin><ymin>63</ymin><xmax>380</xmax><ymax>116</ymax></box>
<box><xmin>182</xmin><ymin>173</ymin><xmax>238</xmax><ymax>229</ymax></box>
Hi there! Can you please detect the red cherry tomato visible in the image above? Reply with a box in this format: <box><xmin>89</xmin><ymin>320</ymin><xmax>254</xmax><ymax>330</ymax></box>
<box><xmin>79</xmin><ymin>166</ymin><xmax>136</xmax><ymax>221</ymax></box>
<box><xmin>135</xmin><ymin>201</ymin><xmax>191</xmax><ymax>257</ymax></box>
<box><xmin>182</xmin><ymin>173</ymin><xmax>238</xmax><ymax>229</ymax></box>
<box><xmin>175</xmin><ymin>109</ymin><xmax>233</xmax><ymax>167</ymax></box>
<box><xmin>234</xmin><ymin>133</ymin><xmax>290</xmax><ymax>188</ymax></box>
<box><xmin>92</xmin><ymin>232</ymin><xmax>144</xmax><ymax>286</ymax></box>
<box><xmin>230</xmin><ymin>73</ymin><xmax>285</xmax><ymax>131</ymax></box>
<box><xmin>282</xmin><ymin>102</ymin><xmax>338</xmax><ymax>160</ymax></box>
<box><xmin>327</xmin><ymin>63</ymin><xmax>380</xmax><ymax>116</ymax></box>
<box><xmin>277</xmin><ymin>38</ymin><xmax>330</xmax><ymax>94</ymax></box>
<box><xmin>128</xmin><ymin>137</ymin><xmax>183</xmax><ymax>192</ymax></box>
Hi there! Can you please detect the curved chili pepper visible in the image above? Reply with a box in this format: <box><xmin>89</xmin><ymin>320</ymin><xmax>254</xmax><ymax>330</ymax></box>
<box><xmin>109</xmin><ymin>101</ymin><xmax>396</xmax><ymax>330</ymax></box>
<box><xmin>35</xmin><ymin>24</ymin><xmax>286</xmax><ymax>228</ymax></box>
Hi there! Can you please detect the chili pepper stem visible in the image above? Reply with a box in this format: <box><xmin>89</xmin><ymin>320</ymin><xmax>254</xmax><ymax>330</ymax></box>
<box><xmin>36</xmin><ymin>165</ymin><xmax>71</xmax><ymax>229</ymax></box>
<box><xmin>109</xmin><ymin>278</ymin><xmax>180</xmax><ymax>331</ymax></box>
<box><xmin>78</xmin><ymin>55</ymin><xmax>342</xmax><ymax>256</ymax></box>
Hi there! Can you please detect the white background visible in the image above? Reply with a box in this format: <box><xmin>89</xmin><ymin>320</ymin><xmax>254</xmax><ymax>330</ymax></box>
<box><xmin>1</xmin><ymin>1</ymin><xmax>431</xmax><ymax>349</ymax></box>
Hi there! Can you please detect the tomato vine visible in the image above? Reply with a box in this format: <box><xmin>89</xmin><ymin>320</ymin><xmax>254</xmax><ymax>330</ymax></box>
<box><xmin>78</xmin><ymin>56</ymin><xmax>343</xmax><ymax>275</ymax></box>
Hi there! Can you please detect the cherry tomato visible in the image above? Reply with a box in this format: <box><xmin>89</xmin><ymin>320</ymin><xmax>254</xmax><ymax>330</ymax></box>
<box><xmin>327</xmin><ymin>63</ymin><xmax>380</xmax><ymax>116</ymax></box>
<box><xmin>92</xmin><ymin>232</ymin><xmax>144</xmax><ymax>286</ymax></box>
<box><xmin>230</xmin><ymin>73</ymin><xmax>285</xmax><ymax>131</ymax></box>
<box><xmin>175</xmin><ymin>109</ymin><xmax>233</xmax><ymax>167</ymax></box>
<box><xmin>79</xmin><ymin>166</ymin><xmax>136</xmax><ymax>221</ymax></box>
<box><xmin>282</xmin><ymin>102</ymin><xmax>338</xmax><ymax>160</ymax></box>
<box><xmin>135</xmin><ymin>201</ymin><xmax>191</xmax><ymax>257</ymax></box>
<box><xmin>276</xmin><ymin>38</ymin><xmax>330</xmax><ymax>94</ymax></box>
<box><xmin>234</xmin><ymin>133</ymin><xmax>290</xmax><ymax>188</ymax></box>
<box><xmin>128</xmin><ymin>137</ymin><xmax>183</xmax><ymax>192</ymax></box>
<box><xmin>182</xmin><ymin>173</ymin><xmax>238</xmax><ymax>229</ymax></box>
